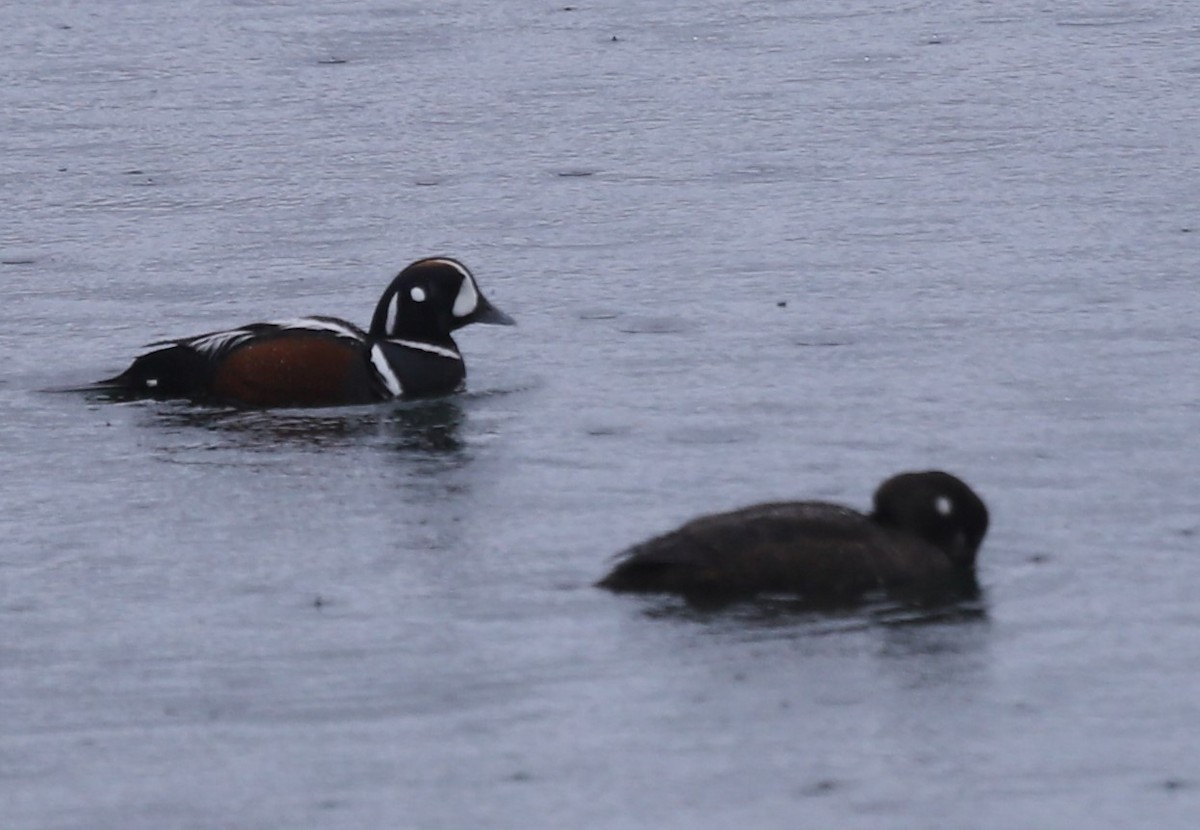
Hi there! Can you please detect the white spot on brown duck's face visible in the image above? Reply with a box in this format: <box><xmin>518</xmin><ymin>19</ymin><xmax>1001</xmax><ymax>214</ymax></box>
<box><xmin>935</xmin><ymin>495</ymin><xmax>954</xmax><ymax>516</ymax></box>
<box><xmin>410</xmin><ymin>286</ymin><xmax>426</xmax><ymax>303</ymax></box>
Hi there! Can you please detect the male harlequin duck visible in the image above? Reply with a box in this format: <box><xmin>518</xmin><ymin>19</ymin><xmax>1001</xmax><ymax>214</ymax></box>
<box><xmin>97</xmin><ymin>257</ymin><xmax>514</xmax><ymax>407</ymax></box>
<box><xmin>598</xmin><ymin>471</ymin><xmax>988</xmax><ymax>604</ymax></box>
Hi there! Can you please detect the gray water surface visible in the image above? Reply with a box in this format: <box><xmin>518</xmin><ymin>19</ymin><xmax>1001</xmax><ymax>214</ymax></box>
<box><xmin>3</xmin><ymin>1</ymin><xmax>1199</xmax><ymax>828</ymax></box>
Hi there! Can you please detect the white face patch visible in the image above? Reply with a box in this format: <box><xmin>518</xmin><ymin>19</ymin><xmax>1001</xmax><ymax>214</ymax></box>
<box><xmin>451</xmin><ymin>274</ymin><xmax>479</xmax><ymax>318</ymax></box>
<box><xmin>935</xmin><ymin>496</ymin><xmax>954</xmax><ymax>517</ymax></box>
<box><xmin>385</xmin><ymin>293</ymin><xmax>400</xmax><ymax>334</ymax></box>
<box><xmin>410</xmin><ymin>286</ymin><xmax>427</xmax><ymax>303</ymax></box>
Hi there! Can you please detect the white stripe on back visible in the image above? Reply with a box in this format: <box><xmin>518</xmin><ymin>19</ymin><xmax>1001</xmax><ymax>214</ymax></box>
<box><xmin>184</xmin><ymin>317</ymin><xmax>364</xmax><ymax>358</ymax></box>
<box><xmin>271</xmin><ymin>317</ymin><xmax>364</xmax><ymax>340</ymax></box>
<box><xmin>188</xmin><ymin>329</ymin><xmax>255</xmax><ymax>356</ymax></box>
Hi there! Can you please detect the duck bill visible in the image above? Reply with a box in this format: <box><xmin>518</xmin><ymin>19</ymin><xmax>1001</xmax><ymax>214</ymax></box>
<box><xmin>468</xmin><ymin>299</ymin><xmax>515</xmax><ymax>327</ymax></box>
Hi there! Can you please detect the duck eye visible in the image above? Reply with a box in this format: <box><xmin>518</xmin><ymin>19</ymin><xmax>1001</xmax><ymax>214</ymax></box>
<box><xmin>410</xmin><ymin>286</ymin><xmax>427</xmax><ymax>303</ymax></box>
<box><xmin>934</xmin><ymin>496</ymin><xmax>954</xmax><ymax>517</ymax></box>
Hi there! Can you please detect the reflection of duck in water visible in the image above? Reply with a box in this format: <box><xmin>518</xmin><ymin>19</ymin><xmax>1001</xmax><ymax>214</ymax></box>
<box><xmin>152</xmin><ymin>397</ymin><xmax>468</xmax><ymax>454</ymax></box>
<box><xmin>388</xmin><ymin>398</ymin><xmax>466</xmax><ymax>454</ymax></box>
<box><xmin>599</xmin><ymin>471</ymin><xmax>988</xmax><ymax>606</ymax></box>
<box><xmin>98</xmin><ymin>258</ymin><xmax>513</xmax><ymax>407</ymax></box>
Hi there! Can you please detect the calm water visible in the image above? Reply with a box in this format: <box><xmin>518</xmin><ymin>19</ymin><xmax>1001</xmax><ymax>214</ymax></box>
<box><xmin>3</xmin><ymin>1</ymin><xmax>1199</xmax><ymax>827</ymax></box>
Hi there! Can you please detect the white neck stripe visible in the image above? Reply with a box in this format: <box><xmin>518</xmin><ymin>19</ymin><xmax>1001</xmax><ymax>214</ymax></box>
<box><xmin>386</xmin><ymin>339</ymin><xmax>461</xmax><ymax>360</ymax></box>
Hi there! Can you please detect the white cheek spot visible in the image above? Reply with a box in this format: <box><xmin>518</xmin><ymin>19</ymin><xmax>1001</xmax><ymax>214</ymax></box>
<box><xmin>410</xmin><ymin>286</ymin><xmax>426</xmax><ymax>303</ymax></box>
<box><xmin>935</xmin><ymin>496</ymin><xmax>953</xmax><ymax>516</ymax></box>
<box><xmin>145</xmin><ymin>378</ymin><xmax>158</xmax><ymax>388</ymax></box>
<box><xmin>452</xmin><ymin>277</ymin><xmax>478</xmax><ymax>318</ymax></box>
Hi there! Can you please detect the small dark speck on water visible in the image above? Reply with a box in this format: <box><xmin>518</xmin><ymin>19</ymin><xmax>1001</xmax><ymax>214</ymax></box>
<box><xmin>556</xmin><ymin>169</ymin><xmax>595</xmax><ymax>178</ymax></box>
<box><xmin>318</xmin><ymin>57</ymin><xmax>348</xmax><ymax>65</ymax></box>
<box><xmin>611</xmin><ymin>35</ymin><xmax>619</xmax><ymax>42</ymax></box>
<box><xmin>1027</xmin><ymin>553</ymin><xmax>1050</xmax><ymax>564</ymax></box>
<box><xmin>616</xmin><ymin>315</ymin><xmax>690</xmax><ymax>335</ymax></box>
<box><xmin>123</xmin><ymin>169</ymin><xmax>144</xmax><ymax>175</ymax></box>
<box><xmin>2</xmin><ymin>259</ymin><xmax>36</xmax><ymax>266</ymax></box>
<box><xmin>577</xmin><ymin>309</ymin><xmax>620</xmax><ymax>320</ymax></box>
<box><xmin>312</xmin><ymin>595</ymin><xmax>329</xmax><ymax>609</ymax></box>
<box><xmin>584</xmin><ymin>425</ymin><xmax>628</xmax><ymax>437</ymax></box>
<box><xmin>1161</xmin><ymin>778</ymin><xmax>1189</xmax><ymax>791</ymax></box>
<box><xmin>1181</xmin><ymin>228</ymin><xmax>1192</xmax><ymax>233</ymax></box>
<box><xmin>801</xmin><ymin>779</ymin><xmax>840</xmax><ymax>797</ymax></box>
<box><xmin>777</xmin><ymin>300</ymin><xmax>787</xmax><ymax>307</ymax></box>
<box><xmin>794</xmin><ymin>339</ymin><xmax>851</xmax><ymax>348</ymax></box>
<box><xmin>508</xmin><ymin>771</ymin><xmax>535</xmax><ymax>783</ymax></box>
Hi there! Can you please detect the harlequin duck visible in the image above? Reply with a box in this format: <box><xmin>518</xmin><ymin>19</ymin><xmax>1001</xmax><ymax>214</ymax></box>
<box><xmin>97</xmin><ymin>257</ymin><xmax>514</xmax><ymax>407</ymax></box>
<box><xmin>598</xmin><ymin>471</ymin><xmax>988</xmax><ymax>604</ymax></box>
